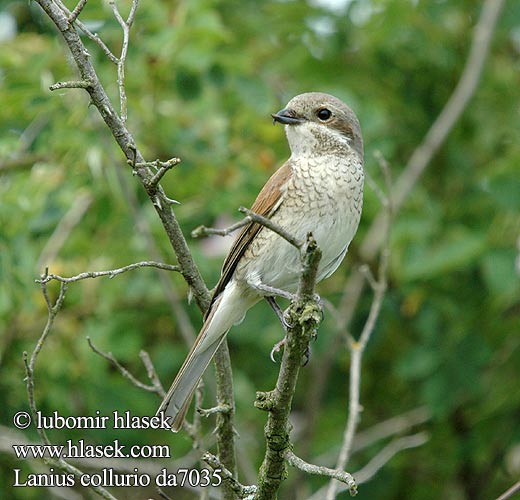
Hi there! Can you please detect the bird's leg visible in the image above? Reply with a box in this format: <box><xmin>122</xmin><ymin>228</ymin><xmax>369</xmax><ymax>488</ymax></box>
<box><xmin>264</xmin><ymin>296</ymin><xmax>294</xmax><ymax>362</ymax></box>
<box><xmin>265</xmin><ymin>296</ymin><xmax>292</xmax><ymax>329</ymax></box>
<box><xmin>249</xmin><ymin>280</ymin><xmax>295</xmax><ymax>301</ymax></box>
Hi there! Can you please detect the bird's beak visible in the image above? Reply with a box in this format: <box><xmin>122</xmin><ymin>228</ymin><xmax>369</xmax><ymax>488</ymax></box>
<box><xmin>271</xmin><ymin>108</ymin><xmax>304</xmax><ymax>125</ymax></box>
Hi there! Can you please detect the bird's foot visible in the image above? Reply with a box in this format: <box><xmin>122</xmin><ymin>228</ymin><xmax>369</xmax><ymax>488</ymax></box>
<box><xmin>270</xmin><ymin>337</ymin><xmax>286</xmax><ymax>363</ymax></box>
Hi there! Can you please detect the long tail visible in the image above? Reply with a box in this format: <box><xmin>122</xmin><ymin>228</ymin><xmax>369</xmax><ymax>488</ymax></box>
<box><xmin>157</xmin><ymin>281</ymin><xmax>255</xmax><ymax>432</ymax></box>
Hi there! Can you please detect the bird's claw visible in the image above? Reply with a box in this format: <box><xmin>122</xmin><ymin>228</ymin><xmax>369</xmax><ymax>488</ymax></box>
<box><xmin>270</xmin><ymin>338</ymin><xmax>286</xmax><ymax>363</ymax></box>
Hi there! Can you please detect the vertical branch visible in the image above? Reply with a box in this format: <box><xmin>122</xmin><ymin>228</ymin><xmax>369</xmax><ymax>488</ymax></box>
<box><xmin>253</xmin><ymin>235</ymin><xmax>323</xmax><ymax>500</ymax></box>
<box><xmin>214</xmin><ymin>344</ymin><xmax>238</xmax><ymax>500</ymax></box>
<box><xmin>326</xmin><ymin>157</ymin><xmax>393</xmax><ymax>500</ymax></box>
<box><xmin>24</xmin><ymin>277</ymin><xmax>118</xmax><ymax>500</ymax></box>
<box><xmin>109</xmin><ymin>0</ymin><xmax>139</xmax><ymax>122</ymax></box>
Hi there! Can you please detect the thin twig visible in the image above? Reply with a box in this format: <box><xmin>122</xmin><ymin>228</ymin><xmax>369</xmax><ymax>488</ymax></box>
<box><xmin>360</xmin><ymin>0</ymin><xmax>505</xmax><ymax>262</ymax></box>
<box><xmin>198</xmin><ymin>404</ymin><xmax>232</xmax><ymax>418</ymax></box>
<box><xmin>49</xmin><ymin>79</ymin><xmax>92</xmax><ymax>91</ymax></box>
<box><xmin>495</xmin><ymin>479</ymin><xmax>520</xmax><ymax>500</ymax></box>
<box><xmin>87</xmin><ymin>337</ymin><xmax>162</xmax><ymax>394</ymax></box>
<box><xmin>326</xmin><ymin>161</ymin><xmax>392</xmax><ymax>500</ymax></box>
<box><xmin>37</xmin><ymin>261</ymin><xmax>180</xmax><ymax>284</ymax></box>
<box><xmin>109</xmin><ymin>0</ymin><xmax>139</xmax><ymax>122</ymax></box>
<box><xmin>139</xmin><ymin>350</ymin><xmax>165</xmax><ymax>397</ymax></box>
<box><xmin>192</xmin><ymin>217</ymin><xmax>251</xmax><ymax>239</ymax></box>
<box><xmin>23</xmin><ymin>281</ymin><xmax>117</xmax><ymax>500</ymax></box>
<box><xmin>354</xmin><ymin>432</ymin><xmax>429</xmax><ymax>484</ymax></box>
<box><xmin>239</xmin><ymin>207</ymin><xmax>303</xmax><ymax>249</ymax></box>
<box><xmin>285</xmin><ymin>451</ymin><xmax>357</xmax><ymax>496</ymax></box>
<box><xmin>202</xmin><ymin>452</ymin><xmax>257</xmax><ymax>499</ymax></box>
<box><xmin>54</xmin><ymin>0</ymin><xmax>118</xmax><ymax>63</ymax></box>
<box><xmin>68</xmin><ymin>0</ymin><xmax>88</xmax><ymax>24</ymax></box>
<box><xmin>145</xmin><ymin>159</ymin><xmax>182</xmax><ymax>191</ymax></box>
<box><xmin>307</xmin><ymin>433</ymin><xmax>428</xmax><ymax>500</ymax></box>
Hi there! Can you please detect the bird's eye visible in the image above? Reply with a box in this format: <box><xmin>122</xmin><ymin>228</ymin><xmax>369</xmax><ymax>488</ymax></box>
<box><xmin>316</xmin><ymin>108</ymin><xmax>332</xmax><ymax>121</ymax></box>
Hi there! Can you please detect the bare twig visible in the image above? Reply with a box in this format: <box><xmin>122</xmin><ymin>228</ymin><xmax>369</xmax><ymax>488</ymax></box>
<box><xmin>198</xmin><ymin>404</ymin><xmax>232</xmax><ymax>418</ymax></box>
<box><xmin>239</xmin><ymin>207</ymin><xmax>304</xmax><ymax>249</ymax></box>
<box><xmin>285</xmin><ymin>451</ymin><xmax>357</xmax><ymax>496</ymax></box>
<box><xmin>112</xmin><ymin>160</ymin><xmax>197</xmax><ymax>346</ymax></box>
<box><xmin>145</xmin><ymin>158</ymin><xmax>182</xmax><ymax>192</ymax></box>
<box><xmin>139</xmin><ymin>350</ymin><xmax>166</xmax><ymax>397</ymax></box>
<box><xmin>307</xmin><ymin>433</ymin><xmax>428</xmax><ymax>500</ymax></box>
<box><xmin>202</xmin><ymin>452</ymin><xmax>257</xmax><ymax>499</ymax></box>
<box><xmin>37</xmin><ymin>260</ymin><xmax>180</xmax><ymax>284</ymax></box>
<box><xmin>326</xmin><ymin>160</ymin><xmax>392</xmax><ymax>500</ymax></box>
<box><xmin>109</xmin><ymin>0</ymin><xmax>139</xmax><ymax>122</ymax></box>
<box><xmin>87</xmin><ymin>337</ymin><xmax>163</xmax><ymax>395</ymax></box>
<box><xmin>352</xmin><ymin>406</ymin><xmax>430</xmax><ymax>453</ymax></box>
<box><xmin>360</xmin><ymin>0</ymin><xmax>505</xmax><ymax>262</ymax></box>
<box><xmin>192</xmin><ymin>218</ymin><xmax>251</xmax><ymax>239</ymax></box>
<box><xmin>495</xmin><ymin>479</ymin><xmax>520</xmax><ymax>500</ymax></box>
<box><xmin>49</xmin><ymin>79</ymin><xmax>92</xmax><ymax>91</ymax></box>
<box><xmin>53</xmin><ymin>0</ymin><xmax>118</xmax><ymax>63</ymax></box>
<box><xmin>299</xmin><ymin>0</ymin><xmax>504</xmax><ymax>477</ymax></box>
<box><xmin>354</xmin><ymin>432</ymin><xmax>429</xmax><ymax>484</ymax></box>
<box><xmin>23</xmin><ymin>280</ymin><xmax>118</xmax><ymax>500</ymax></box>
<box><xmin>68</xmin><ymin>0</ymin><xmax>88</xmax><ymax>24</ymax></box>
<box><xmin>36</xmin><ymin>0</ymin><xmax>211</xmax><ymax>313</ymax></box>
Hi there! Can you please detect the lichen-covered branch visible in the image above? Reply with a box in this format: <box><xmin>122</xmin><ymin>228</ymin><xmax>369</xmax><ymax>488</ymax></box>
<box><xmin>253</xmin><ymin>234</ymin><xmax>332</xmax><ymax>500</ymax></box>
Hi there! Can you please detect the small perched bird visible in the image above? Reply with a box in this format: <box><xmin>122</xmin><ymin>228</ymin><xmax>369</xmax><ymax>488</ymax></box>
<box><xmin>158</xmin><ymin>92</ymin><xmax>364</xmax><ymax>431</ymax></box>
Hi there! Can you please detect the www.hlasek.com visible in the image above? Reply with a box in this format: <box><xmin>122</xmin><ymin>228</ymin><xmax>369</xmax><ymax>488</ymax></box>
<box><xmin>11</xmin><ymin>410</ymin><xmax>222</xmax><ymax>489</ymax></box>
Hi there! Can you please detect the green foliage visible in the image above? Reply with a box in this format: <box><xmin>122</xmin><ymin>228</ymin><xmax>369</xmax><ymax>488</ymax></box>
<box><xmin>1</xmin><ymin>0</ymin><xmax>519</xmax><ymax>499</ymax></box>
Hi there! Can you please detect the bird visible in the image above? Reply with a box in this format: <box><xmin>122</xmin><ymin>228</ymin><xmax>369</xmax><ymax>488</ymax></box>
<box><xmin>157</xmin><ymin>92</ymin><xmax>364</xmax><ymax>431</ymax></box>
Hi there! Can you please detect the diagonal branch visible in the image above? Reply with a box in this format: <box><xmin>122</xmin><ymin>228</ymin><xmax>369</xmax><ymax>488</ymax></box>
<box><xmin>360</xmin><ymin>0</ymin><xmax>505</xmax><ymax>262</ymax></box>
<box><xmin>35</xmin><ymin>0</ymin><xmax>237</xmax><ymax>486</ymax></box>
<box><xmin>36</xmin><ymin>0</ymin><xmax>210</xmax><ymax>311</ymax></box>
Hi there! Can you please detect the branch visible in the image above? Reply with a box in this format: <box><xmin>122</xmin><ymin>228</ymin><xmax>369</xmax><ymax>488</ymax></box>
<box><xmin>35</xmin><ymin>0</ymin><xmax>237</xmax><ymax>488</ymax></box>
<box><xmin>192</xmin><ymin>218</ymin><xmax>251</xmax><ymax>239</ymax></box>
<box><xmin>87</xmin><ymin>337</ymin><xmax>165</xmax><ymax>396</ymax></box>
<box><xmin>202</xmin><ymin>452</ymin><xmax>257</xmax><ymax>499</ymax></box>
<box><xmin>49</xmin><ymin>79</ymin><xmax>92</xmax><ymax>91</ymax></box>
<box><xmin>23</xmin><ymin>280</ymin><xmax>118</xmax><ymax>500</ymax></box>
<box><xmin>239</xmin><ymin>207</ymin><xmax>303</xmax><ymax>249</ymax></box>
<box><xmin>213</xmin><ymin>342</ymin><xmax>238</xmax><ymax>500</ymax></box>
<box><xmin>495</xmin><ymin>480</ymin><xmax>520</xmax><ymax>500</ymax></box>
<box><xmin>307</xmin><ymin>433</ymin><xmax>428</xmax><ymax>500</ymax></box>
<box><xmin>253</xmin><ymin>234</ymin><xmax>328</xmax><ymax>499</ymax></box>
<box><xmin>354</xmin><ymin>432</ymin><xmax>429</xmax><ymax>484</ymax></box>
<box><xmin>109</xmin><ymin>0</ymin><xmax>139</xmax><ymax>122</ymax></box>
<box><xmin>285</xmin><ymin>451</ymin><xmax>357</xmax><ymax>496</ymax></box>
<box><xmin>37</xmin><ymin>260</ymin><xmax>180</xmax><ymax>284</ymax></box>
<box><xmin>53</xmin><ymin>0</ymin><xmax>118</xmax><ymax>63</ymax></box>
<box><xmin>298</xmin><ymin>0</ymin><xmax>504</xmax><ymax>478</ymax></box>
<box><xmin>326</xmin><ymin>157</ymin><xmax>392</xmax><ymax>500</ymax></box>
<box><xmin>192</xmin><ymin>207</ymin><xmax>304</xmax><ymax>251</ymax></box>
<box><xmin>68</xmin><ymin>0</ymin><xmax>88</xmax><ymax>24</ymax></box>
<box><xmin>360</xmin><ymin>0</ymin><xmax>505</xmax><ymax>262</ymax></box>
<box><xmin>36</xmin><ymin>0</ymin><xmax>210</xmax><ymax>311</ymax></box>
